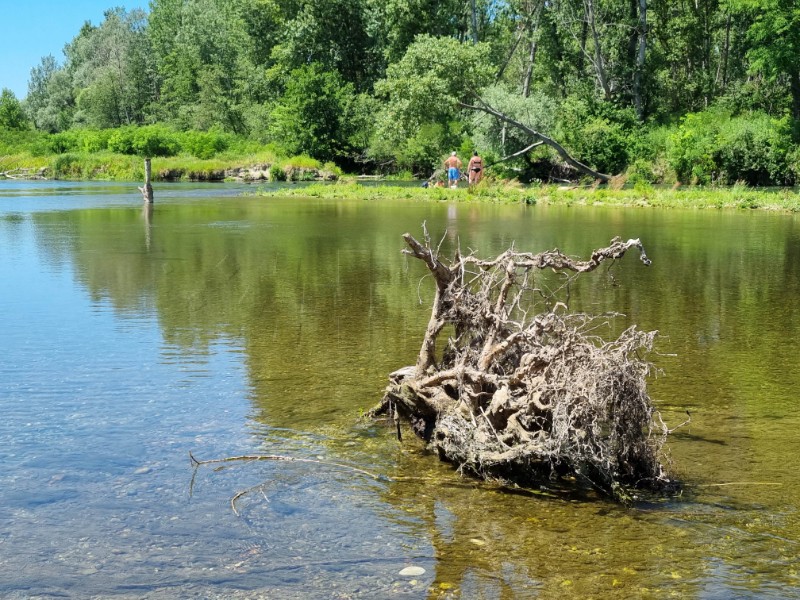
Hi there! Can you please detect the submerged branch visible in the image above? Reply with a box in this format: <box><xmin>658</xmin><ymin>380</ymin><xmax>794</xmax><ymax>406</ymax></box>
<box><xmin>189</xmin><ymin>452</ymin><xmax>389</xmax><ymax>515</ymax></box>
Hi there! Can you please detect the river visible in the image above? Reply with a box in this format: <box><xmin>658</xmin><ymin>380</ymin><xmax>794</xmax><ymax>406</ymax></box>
<box><xmin>1</xmin><ymin>180</ymin><xmax>799</xmax><ymax>599</ymax></box>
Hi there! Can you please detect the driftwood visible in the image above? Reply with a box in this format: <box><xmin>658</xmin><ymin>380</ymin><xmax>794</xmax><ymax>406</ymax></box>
<box><xmin>138</xmin><ymin>158</ymin><xmax>154</xmax><ymax>203</ymax></box>
<box><xmin>460</xmin><ymin>93</ymin><xmax>612</xmax><ymax>182</ymax></box>
<box><xmin>0</xmin><ymin>167</ymin><xmax>48</xmax><ymax>180</ymax></box>
<box><xmin>370</xmin><ymin>227</ymin><xmax>677</xmax><ymax>501</ymax></box>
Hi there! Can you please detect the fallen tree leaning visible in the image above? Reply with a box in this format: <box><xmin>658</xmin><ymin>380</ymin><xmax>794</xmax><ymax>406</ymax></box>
<box><xmin>369</xmin><ymin>228</ymin><xmax>678</xmax><ymax>501</ymax></box>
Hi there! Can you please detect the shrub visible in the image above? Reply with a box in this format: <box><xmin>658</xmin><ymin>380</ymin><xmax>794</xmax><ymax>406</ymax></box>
<box><xmin>269</xmin><ymin>163</ymin><xmax>286</xmax><ymax>181</ymax></box>
<box><xmin>714</xmin><ymin>114</ymin><xmax>793</xmax><ymax>186</ymax></box>
<box><xmin>107</xmin><ymin>127</ymin><xmax>136</xmax><ymax>155</ymax></box>
<box><xmin>179</xmin><ymin>129</ymin><xmax>230</xmax><ymax>159</ymax></box>
<box><xmin>395</xmin><ymin>122</ymin><xmax>450</xmax><ymax>173</ymax></box>
<box><xmin>51</xmin><ymin>153</ymin><xmax>82</xmax><ymax>178</ymax></box>
<box><xmin>626</xmin><ymin>158</ymin><xmax>656</xmax><ymax>185</ymax></box>
<box><xmin>557</xmin><ymin>99</ymin><xmax>637</xmax><ymax>175</ymax></box>
<box><xmin>132</xmin><ymin>125</ymin><xmax>179</xmax><ymax>157</ymax></box>
<box><xmin>666</xmin><ymin>110</ymin><xmax>725</xmax><ymax>184</ymax></box>
<box><xmin>79</xmin><ymin>129</ymin><xmax>112</xmax><ymax>153</ymax></box>
<box><xmin>49</xmin><ymin>130</ymin><xmax>82</xmax><ymax>154</ymax></box>
<box><xmin>574</xmin><ymin>117</ymin><xmax>631</xmax><ymax>174</ymax></box>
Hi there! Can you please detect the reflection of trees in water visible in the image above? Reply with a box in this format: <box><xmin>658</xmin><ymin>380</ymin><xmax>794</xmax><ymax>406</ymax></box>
<box><xmin>380</xmin><ymin>448</ymin><xmax>707</xmax><ymax>599</ymax></box>
<box><xmin>28</xmin><ymin>200</ymin><xmax>800</xmax><ymax>434</ymax></box>
<box><xmin>25</xmin><ymin>199</ymin><xmax>800</xmax><ymax>596</ymax></box>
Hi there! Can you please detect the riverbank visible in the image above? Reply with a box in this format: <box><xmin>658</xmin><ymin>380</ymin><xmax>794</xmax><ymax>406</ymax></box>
<box><xmin>261</xmin><ymin>181</ymin><xmax>800</xmax><ymax>212</ymax></box>
<box><xmin>0</xmin><ymin>150</ymin><xmax>340</xmax><ymax>183</ymax></box>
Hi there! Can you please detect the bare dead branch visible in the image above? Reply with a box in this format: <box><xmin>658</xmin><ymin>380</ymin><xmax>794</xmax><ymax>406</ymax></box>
<box><xmin>371</xmin><ymin>229</ymin><xmax>676</xmax><ymax>501</ymax></box>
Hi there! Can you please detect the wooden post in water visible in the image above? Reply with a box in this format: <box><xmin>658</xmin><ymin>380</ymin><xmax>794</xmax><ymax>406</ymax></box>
<box><xmin>139</xmin><ymin>158</ymin><xmax>154</xmax><ymax>203</ymax></box>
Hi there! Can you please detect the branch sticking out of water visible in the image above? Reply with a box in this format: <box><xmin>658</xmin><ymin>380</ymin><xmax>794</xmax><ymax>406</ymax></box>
<box><xmin>370</xmin><ymin>229</ymin><xmax>677</xmax><ymax>502</ymax></box>
<box><xmin>189</xmin><ymin>452</ymin><xmax>390</xmax><ymax>516</ymax></box>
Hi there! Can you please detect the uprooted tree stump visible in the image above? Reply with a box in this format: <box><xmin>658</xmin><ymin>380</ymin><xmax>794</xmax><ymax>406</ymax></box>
<box><xmin>369</xmin><ymin>228</ymin><xmax>679</xmax><ymax>501</ymax></box>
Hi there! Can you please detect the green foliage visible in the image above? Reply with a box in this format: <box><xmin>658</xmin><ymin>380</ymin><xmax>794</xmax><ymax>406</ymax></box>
<box><xmin>269</xmin><ymin>163</ymin><xmax>287</xmax><ymax>181</ymax></box>
<box><xmin>48</xmin><ymin>129</ymin><xmax>113</xmax><ymax>154</ymax></box>
<box><xmin>471</xmin><ymin>85</ymin><xmax>557</xmax><ymax>162</ymax></box>
<box><xmin>274</xmin><ymin>0</ymin><xmax>379</xmax><ymax>90</ymax></box>
<box><xmin>0</xmin><ymin>128</ymin><xmax>48</xmax><ymax>157</ymax></box>
<box><xmin>65</xmin><ymin>8</ymin><xmax>153</xmax><ymax>129</ymax></box>
<box><xmin>26</xmin><ymin>55</ymin><xmax>75</xmax><ymax>133</ymax></box>
<box><xmin>179</xmin><ymin>130</ymin><xmax>231</xmax><ymax>159</ymax></box>
<box><xmin>394</xmin><ymin>123</ymin><xmax>450</xmax><ymax>173</ymax></box>
<box><xmin>667</xmin><ymin>110</ymin><xmax>725</xmax><ymax>184</ymax></box>
<box><xmin>133</xmin><ymin>125</ymin><xmax>180</xmax><ymax>157</ymax></box>
<box><xmin>106</xmin><ymin>128</ymin><xmax>135</xmax><ymax>155</ymax></box>
<box><xmin>0</xmin><ymin>89</ymin><xmax>29</xmax><ymax>130</ymax></box>
<box><xmin>556</xmin><ymin>99</ymin><xmax>638</xmax><ymax>175</ymax></box>
<box><xmin>268</xmin><ymin>64</ymin><xmax>355</xmax><ymax>162</ymax></box>
<box><xmin>735</xmin><ymin>0</ymin><xmax>800</xmax><ymax>118</ymax></box>
<box><xmin>572</xmin><ymin>118</ymin><xmax>631</xmax><ymax>175</ymax></box>
<box><xmin>375</xmin><ymin>35</ymin><xmax>494</xmax><ymax>143</ymax></box>
<box><xmin>107</xmin><ymin>125</ymin><xmax>179</xmax><ymax>157</ymax></box>
<box><xmin>667</xmin><ymin>109</ymin><xmax>795</xmax><ymax>185</ymax></box>
<box><xmin>714</xmin><ymin>114</ymin><xmax>794</xmax><ymax>186</ymax></box>
<box><xmin>10</xmin><ymin>0</ymin><xmax>800</xmax><ymax>184</ymax></box>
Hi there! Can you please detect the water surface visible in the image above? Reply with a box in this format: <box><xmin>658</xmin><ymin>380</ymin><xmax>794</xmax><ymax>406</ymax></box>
<box><xmin>1</xmin><ymin>180</ymin><xmax>799</xmax><ymax>598</ymax></box>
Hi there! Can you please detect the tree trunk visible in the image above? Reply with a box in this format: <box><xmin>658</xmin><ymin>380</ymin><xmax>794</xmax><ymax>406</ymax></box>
<box><xmin>496</xmin><ymin>25</ymin><xmax>525</xmax><ymax>82</ymax></box>
<box><xmin>460</xmin><ymin>95</ymin><xmax>612</xmax><ymax>181</ymax></box>
<box><xmin>716</xmin><ymin>11</ymin><xmax>731</xmax><ymax>90</ymax></box>
<box><xmin>584</xmin><ymin>0</ymin><xmax>612</xmax><ymax>98</ymax></box>
<box><xmin>139</xmin><ymin>158</ymin><xmax>154</xmax><ymax>203</ymax></box>
<box><xmin>792</xmin><ymin>69</ymin><xmax>800</xmax><ymax>121</ymax></box>
<box><xmin>522</xmin><ymin>35</ymin><xmax>538</xmax><ymax>98</ymax></box>
<box><xmin>470</xmin><ymin>0</ymin><xmax>479</xmax><ymax>43</ymax></box>
<box><xmin>633</xmin><ymin>0</ymin><xmax>647</xmax><ymax>120</ymax></box>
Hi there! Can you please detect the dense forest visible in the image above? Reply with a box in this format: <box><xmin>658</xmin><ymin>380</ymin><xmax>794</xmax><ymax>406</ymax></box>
<box><xmin>1</xmin><ymin>0</ymin><xmax>799</xmax><ymax>185</ymax></box>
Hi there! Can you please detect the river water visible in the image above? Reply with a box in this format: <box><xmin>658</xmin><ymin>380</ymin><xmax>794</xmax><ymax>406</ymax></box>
<box><xmin>1</xmin><ymin>180</ymin><xmax>799</xmax><ymax>599</ymax></box>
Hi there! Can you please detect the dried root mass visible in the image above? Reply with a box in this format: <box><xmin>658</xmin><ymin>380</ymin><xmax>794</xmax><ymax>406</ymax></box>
<box><xmin>371</xmin><ymin>229</ymin><xmax>676</xmax><ymax>501</ymax></box>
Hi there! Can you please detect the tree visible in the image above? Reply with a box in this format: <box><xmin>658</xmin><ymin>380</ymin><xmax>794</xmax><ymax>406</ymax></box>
<box><xmin>149</xmin><ymin>0</ymin><xmax>252</xmax><ymax>130</ymax></box>
<box><xmin>268</xmin><ymin>63</ymin><xmax>355</xmax><ymax>161</ymax></box>
<box><xmin>374</xmin><ymin>35</ymin><xmax>494</xmax><ymax>144</ymax></box>
<box><xmin>0</xmin><ymin>89</ymin><xmax>29</xmax><ymax>130</ymax></box>
<box><xmin>377</xmin><ymin>0</ymin><xmax>466</xmax><ymax>64</ymax></box>
<box><xmin>67</xmin><ymin>8</ymin><xmax>153</xmax><ymax>128</ymax></box>
<box><xmin>376</xmin><ymin>35</ymin><xmax>612</xmax><ymax>180</ymax></box>
<box><xmin>736</xmin><ymin>0</ymin><xmax>800</xmax><ymax>119</ymax></box>
<box><xmin>272</xmin><ymin>0</ymin><xmax>381</xmax><ymax>91</ymax></box>
<box><xmin>26</xmin><ymin>55</ymin><xmax>75</xmax><ymax>132</ymax></box>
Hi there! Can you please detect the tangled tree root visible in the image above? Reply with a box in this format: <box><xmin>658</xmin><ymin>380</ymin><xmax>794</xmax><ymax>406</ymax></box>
<box><xmin>370</xmin><ymin>228</ymin><xmax>679</xmax><ymax>501</ymax></box>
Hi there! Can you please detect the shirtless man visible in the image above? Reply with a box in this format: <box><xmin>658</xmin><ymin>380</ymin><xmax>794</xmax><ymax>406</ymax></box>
<box><xmin>468</xmin><ymin>151</ymin><xmax>483</xmax><ymax>186</ymax></box>
<box><xmin>444</xmin><ymin>152</ymin><xmax>462</xmax><ymax>188</ymax></box>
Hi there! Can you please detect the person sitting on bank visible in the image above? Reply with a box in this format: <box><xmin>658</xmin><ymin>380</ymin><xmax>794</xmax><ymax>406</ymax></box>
<box><xmin>468</xmin><ymin>151</ymin><xmax>483</xmax><ymax>187</ymax></box>
<box><xmin>444</xmin><ymin>152</ymin><xmax>462</xmax><ymax>188</ymax></box>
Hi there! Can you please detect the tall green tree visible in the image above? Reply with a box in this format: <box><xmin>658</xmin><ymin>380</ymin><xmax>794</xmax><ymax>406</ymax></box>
<box><xmin>26</xmin><ymin>55</ymin><xmax>75</xmax><ymax>132</ymax></box>
<box><xmin>67</xmin><ymin>8</ymin><xmax>154</xmax><ymax>128</ymax></box>
<box><xmin>268</xmin><ymin>63</ymin><xmax>356</xmax><ymax>161</ymax></box>
<box><xmin>736</xmin><ymin>0</ymin><xmax>800</xmax><ymax>119</ymax></box>
<box><xmin>269</xmin><ymin>0</ymin><xmax>381</xmax><ymax>91</ymax></box>
<box><xmin>0</xmin><ymin>89</ymin><xmax>29</xmax><ymax>130</ymax></box>
<box><xmin>149</xmin><ymin>0</ymin><xmax>253</xmax><ymax>131</ymax></box>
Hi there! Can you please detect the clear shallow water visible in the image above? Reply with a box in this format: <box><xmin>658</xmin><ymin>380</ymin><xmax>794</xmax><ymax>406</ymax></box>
<box><xmin>1</xmin><ymin>181</ymin><xmax>799</xmax><ymax>599</ymax></box>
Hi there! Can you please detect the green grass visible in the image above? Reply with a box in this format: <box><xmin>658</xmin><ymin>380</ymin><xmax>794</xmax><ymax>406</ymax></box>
<box><xmin>0</xmin><ymin>146</ymin><xmax>329</xmax><ymax>182</ymax></box>
<box><xmin>259</xmin><ymin>180</ymin><xmax>800</xmax><ymax>212</ymax></box>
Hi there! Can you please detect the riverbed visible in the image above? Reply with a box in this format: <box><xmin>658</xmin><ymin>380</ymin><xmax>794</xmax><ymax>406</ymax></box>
<box><xmin>1</xmin><ymin>180</ymin><xmax>799</xmax><ymax>598</ymax></box>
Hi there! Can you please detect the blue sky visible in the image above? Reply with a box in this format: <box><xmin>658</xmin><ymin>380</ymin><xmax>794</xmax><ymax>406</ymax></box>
<box><xmin>0</xmin><ymin>0</ymin><xmax>146</xmax><ymax>99</ymax></box>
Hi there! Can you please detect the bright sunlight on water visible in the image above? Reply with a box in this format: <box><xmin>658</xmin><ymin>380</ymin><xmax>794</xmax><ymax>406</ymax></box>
<box><xmin>1</xmin><ymin>180</ymin><xmax>799</xmax><ymax>599</ymax></box>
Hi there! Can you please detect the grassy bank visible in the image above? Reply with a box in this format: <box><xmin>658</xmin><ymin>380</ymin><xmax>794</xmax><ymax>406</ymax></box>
<box><xmin>0</xmin><ymin>150</ymin><xmax>339</xmax><ymax>182</ymax></box>
<box><xmin>260</xmin><ymin>180</ymin><xmax>800</xmax><ymax>212</ymax></box>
